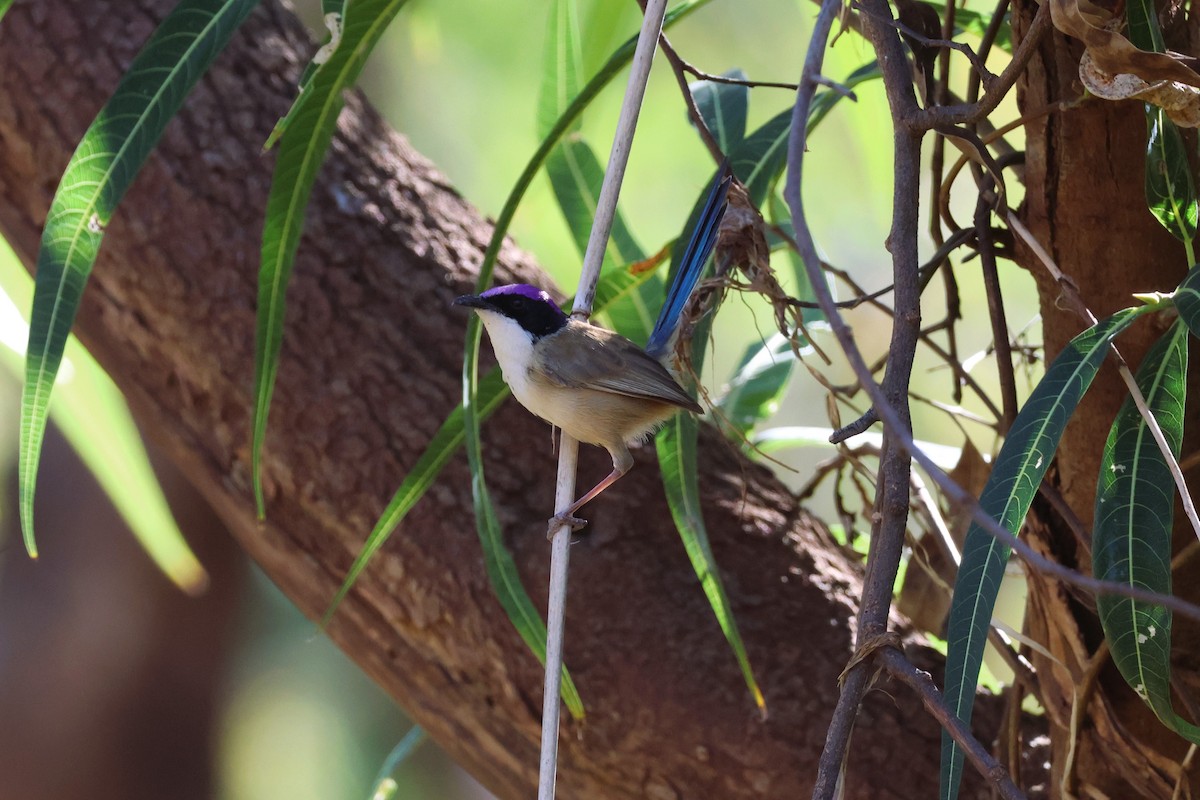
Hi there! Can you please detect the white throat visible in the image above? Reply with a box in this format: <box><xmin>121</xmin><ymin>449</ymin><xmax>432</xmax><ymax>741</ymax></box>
<box><xmin>476</xmin><ymin>310</ymin><xmax>539</xmax><ymax>403</ymax></box>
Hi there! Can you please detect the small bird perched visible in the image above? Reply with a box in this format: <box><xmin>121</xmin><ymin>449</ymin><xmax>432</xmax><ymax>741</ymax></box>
<box><xmin>455</xmin><ymin>166</ymin><xmax>732</xmax><ymax>532</ymax></box>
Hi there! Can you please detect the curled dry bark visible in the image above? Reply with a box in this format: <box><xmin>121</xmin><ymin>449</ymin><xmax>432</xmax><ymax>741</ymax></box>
<box><xmin>0</xmin><ymin>1</ymin><xmax>1008</xmax><ymax>797</ymax></box>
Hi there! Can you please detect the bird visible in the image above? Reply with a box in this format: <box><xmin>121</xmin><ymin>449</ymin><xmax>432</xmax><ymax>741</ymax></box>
<box><xmin>455</xmin><ymin>165</ymin><xmax>732</xmax><ymax>533</ymax></box>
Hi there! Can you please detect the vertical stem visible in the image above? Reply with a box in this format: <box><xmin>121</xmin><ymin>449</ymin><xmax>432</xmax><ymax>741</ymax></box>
<box><xmin>538</xmin><ymin>1</ymin><xmax>668</xmax><ymax>797</ymax></box>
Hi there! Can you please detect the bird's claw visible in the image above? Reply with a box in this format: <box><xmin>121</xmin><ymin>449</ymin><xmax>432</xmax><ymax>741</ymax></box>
<box><xmin>547</xmin><ymin>512</ymin><xmax>588</xmax><ymax>539</ymax></box>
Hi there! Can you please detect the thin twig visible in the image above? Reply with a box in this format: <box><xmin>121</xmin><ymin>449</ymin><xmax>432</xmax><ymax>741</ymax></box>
<box><xmin>654</xmin><ymin>24</ymin><xmax>724</xmax><ymax>163</ymax></box>
<box><xmin>538</xmin><ymin>2</ymin><xmax>669</xmax><ymax>797</ymax></box>
<box><xmin>917</xmin><ymin>0</ymin><xmax>1052</xmax><ymax>129</ymax></box>
<box><xmin>788</xmin><ymin>0</ymin><xmax>928</xmax><ymax>791</ymax></box>
<box><xmin>879</xmin><ymin>647</ymin><xmax>1027</xmax><ymax>799</ymax></box>
<box><xmin>976</xmin><ymin>180</ymin><xmax>1018</xmax><ymax>430</ymax></box>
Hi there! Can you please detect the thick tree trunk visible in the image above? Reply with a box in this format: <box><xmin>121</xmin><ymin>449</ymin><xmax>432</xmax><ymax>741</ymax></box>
<box><xmin>1017</xmin><ymin>1</ymin><xmax>1200</xmax><ymax>795</ymax></box>
<box><xmin>0</xmin><ymin>1</ymin><xmax>1004</xmax><ymax>797</ymax></box>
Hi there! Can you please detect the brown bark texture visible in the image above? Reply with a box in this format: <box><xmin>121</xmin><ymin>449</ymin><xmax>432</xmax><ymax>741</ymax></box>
<box><xmin>0</xmin><ymin>1</ymin><xmax>1004</xmax><ymax>797</ymax></box>
<box><xmin>1017</xmin><ymin>0</ymin><xmax>1200</xmax><ymax>795</ymax></box>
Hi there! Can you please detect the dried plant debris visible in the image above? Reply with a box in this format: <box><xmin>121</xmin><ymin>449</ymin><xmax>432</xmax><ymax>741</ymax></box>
<box><xmin>1051</xmin><ymin>0</ymin><xmax>1200</xmax><ymax>124</ymax></box>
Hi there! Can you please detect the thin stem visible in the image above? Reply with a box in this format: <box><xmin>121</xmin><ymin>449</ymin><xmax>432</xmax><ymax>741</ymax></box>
<box><xmin>879</xmin><ymin>647</ymin><xmax>1027</xmax><ymax>799</ymax></box>
<box><xmin>538</xmin><ymin>1</ymin><xmax>669</xmax><ymax>797</ymax></box>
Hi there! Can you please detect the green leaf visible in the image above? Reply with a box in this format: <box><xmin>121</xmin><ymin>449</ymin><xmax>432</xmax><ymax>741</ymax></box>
<box><xmin>1174</xmin><ymin>262</ymin><xmax>1200</xmax><ymax>337</ymax></box>
<box><xmin>544</xmin><ymin>137</ymin><xmax>645</xmax><ymax>277</ymax></box>
<box><xmin>730</xmin><ymin>109</ymin><xmax>790</xmax><ymax>208</ymax></box>
<box><xmin>453</xmin><ymin>0</ymin><xmax>710</xmax><ymax>717</ymax></box>
<box><xmin>1143</xmin><ymin>109</ymin><xmax>1198</xmax><ymax>245</ymax></box>
<box><xmin>1125</xmin><ymin>0</ymin><xmax>1165</xmax><ymax>52</ymax></box>
<box><xmin>537</xmin><ymin>0</ymin><xmax>583</xmax><ymax>139</ymax></box>
<box><xmin>940</xmin><ymin>306</ymin><xmax>1149</xmax><ymax>800</ymax></box>
<box><xmin>716</xmin><ymin>332</ymin><xmax>796</xmax><ymax>435</ymax></box>
<box><xmin>657</xmin><ymin>306</ymin><xmax>765</xmax><ymax>712</ymax></box>
<box><xmin>0</xmin><ymin>0</ymin><xmax>12</xmax><ymax>25</ymax></box>
<box><xmin>368</xmin><ymin>726</ymin><xmax>428</xmax><ymax>800</ymax></box>
<box><xmin>252</xmin><ymin>0</ymin><xmax>409</xmax><ymax>517</ymax></box>
<box><xmin>544</xmin><ymin>137</ymin><xmax>656</xmax><ymax>340</ymax></box>
<box><xmin>537</xmin><ymin>0</ymin><xmax>655</xmax><ymax>342</ymax></box>
<box><xmin>1094</xmin><ymin>320</ymin><xmax>1200</xmax><ymax>742</ymax></box>
<box><xmin>691</xmin><ymin>69</ymin><xmax>748</xmax><ymax>152</ymax></box>
<box><xmin>1124</xmin><ymin>0</ymin><xmax>1197</xmax><ymax>245</ymax></box>
<box><xmin>1</xmin><ymin>248</ymin><xmax>205</xmax><ymax>591</ymax></box>
<box><xmin>19</xmin><ymin>0</ymin><xmax>259</xmax><ymax>557</ymax></box>
<box><xmin>726</xmin><ymin>62</ymin><xmax>878</xmax><ymax>210</ymax></box>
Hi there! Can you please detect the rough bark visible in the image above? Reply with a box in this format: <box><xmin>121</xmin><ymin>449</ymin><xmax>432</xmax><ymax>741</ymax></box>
<box><xmin>0</xmin><ymin>1</ymin><xmax>1005</xmax><ymax>797</ymax></box>
<box><xmin>1017</xmin><ymin>1</ymin><xmax>1200</xmax><ymax>795</ymax></box>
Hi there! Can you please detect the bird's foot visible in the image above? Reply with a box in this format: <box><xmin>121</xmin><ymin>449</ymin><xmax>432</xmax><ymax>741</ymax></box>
<box><xmin>547</xmin><ymin>512</ymin><xmax>588</xmax><ymax>540</ymax></box>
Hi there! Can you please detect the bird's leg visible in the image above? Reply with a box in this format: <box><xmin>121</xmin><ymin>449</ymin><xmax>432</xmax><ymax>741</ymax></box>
<box><xmin>547</xmin><ymin>467</ymin><xmax>628</xmax><ymax>538</ymax></box>
<box><xmin>547</xmin><ymin>447</ymin><xmax>634</xmax><ymax>538</ymax></box>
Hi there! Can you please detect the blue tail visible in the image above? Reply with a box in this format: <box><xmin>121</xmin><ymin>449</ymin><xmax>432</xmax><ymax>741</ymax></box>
<box><xmin>645</xmin><ymin>163</ymin><xmax>732</xmax><ymax>359</ymax></box>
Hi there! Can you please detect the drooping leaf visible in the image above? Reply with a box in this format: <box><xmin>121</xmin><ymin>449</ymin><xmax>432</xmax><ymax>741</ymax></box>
<box><xmin>1124</xmin><ymin>0</ymin><xmax>1197</xmax><ymax>245</ymax></box>
<box><xmin>725</xmin><ymin>62</ymin><xmax>879</xmax><ymax>210</ymax></box>
<box><xmin>543</xmin><ymin>135</ymin><xmax>657</xmax><ymax>338</ymax></box>
<box><xmin>691</xmin><ymin>69</ymin><xmax>749</xmax><ymax>153</ymax></box>
<box><xmin>252</xmin><ymin>0</ymin><xmax>410</xmax><ymax>517</ymax></box>
<box><xmin>454</xmin><ymin>0</ymin><xmax>710</xmax><ymax>717</ymax></box>
<box><xmin>368</xmin><ymin>726</ymin><xmax>428</xmax><ymax>800</ymax></box>
<box><xmin>19</xmin><ymin>0</ymin><xmax>259</xmax><ymax>557</ymax></box>
<box><xmin>651</xmin><ymin>176</ymin><xmax>766</xmax><ymax>712</ymax></box>
<box><xmin>730</xmin><ymin>109</ymin><xmax>790</xmax><ymax>207</ymax></box>
<box><xmin>716</xmin><ymin>332</ymin><xmax>796</xmax><ymax>435</ymax></box>
<box><xmin>1094</xmin><ymin>319</ymin><xmax>1200</xmax><ymax>742</ymax></box>
<box><xmin>940</xmin><ymin>306</ymin><xmax>1151</xmax><ymax>800</ymax></box>
<box><xmin>537</xmin><ymin>0</ymin><xmax>656</xmax><ymax>341</ymax></box>
<box><xmin>0</xmin><ymin>247</ymin><xmax>204</xmax><ymax>591</ymax></box>
<box><xmin>1143</xmin><ymin>109</ymin><xmax>1198</xmax><ymax>245</ymax></box>
<box><xmin>537</xmin><ymin>0</ymin><xmax>583</xmax><ymax>139</ymax></box>
<box><xmin>462</xmin><ymin>316</ymin><xmax>586</xmax><ymax>719</ymax></box>
<box><xmin>1174</xmin><ymin>262</ymin><xmax>1200</xmax><ymax>337</ymax></box>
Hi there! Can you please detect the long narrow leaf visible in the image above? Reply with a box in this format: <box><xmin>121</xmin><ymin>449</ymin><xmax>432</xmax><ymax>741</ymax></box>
<box><xmin>462</xmin><ymin>316</ymin><xmax>586</xmax><ymax>718</ymax></box>
<box><xmin>716</xmin><ymin>332</ymin><xmax>796</xmax><ymax>436</ymax></box>
<box><xmin>1174</xmin><ymin>262</ymin><xmax>1200</xmax><ymax>337</ymax></box>
<box><xmin>538</xmin><ymin>0</ymin><xmax>654</xmax><ymax>340</ymax></box>
<box><xmin>537</xmin><ymin>0</ymin><xmax>584</xmax><ymax>140</ymax></box>
<box><xmin>941</xmin><ymin>306</ymin><xmax>1150</xmax><ymax>800</ymax></box>
<box><xmin>252</xmin><ymin>0</ymin><xmax>409</xmax><ymax>517</ymax></box>
<box><xmin>20</xmin><ymin>0</ymin><xmax>259</xmax><ymax>557</ymax></box>
<box><xmin>1</xmin><ymin>250</ymin><xmax>204</xmax><ymax>591</ymax></box>
<box><xmin>456</xmin><ymin>0</ymin><xmax>709</xmax><ymax>711</ymax></box>
<box><xmin>1144</xmin><ymin>109</ymin><xmax>1197</xmax><ymax>245</ymax></box>
<box><xmin>1094</xmin><ymin>319</ymin><xmax>1200</xmax><ymax>742</ymax></box>
<box><xmin>651</xmin><ymin>172</ymin><xmax>767</xmax><ymax>712</ymax></box>
<box><xmin>368</xmin><ymin>726</ymin><xmax>428</xmax><ymax>800</ymax></box>
<box><xmin>691</xmin><ymin>69</ymin><xmax>748</xmax><ymax>153</ymax></box>
<box><xmin>657</xmin><ymin>307</ymin><xmax>765</xmax><ymax>712</ymax></box>
<box><xmin>1125</xmin><ymin>0</ymin><xmax>1197</xmax><ymax>245</ymax></box>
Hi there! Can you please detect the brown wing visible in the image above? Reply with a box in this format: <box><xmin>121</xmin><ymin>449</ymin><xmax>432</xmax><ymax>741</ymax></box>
<box><xmin>533</xmin><ymin>321</ymin><xmax>702</xmax><ymax>413</ymax></box>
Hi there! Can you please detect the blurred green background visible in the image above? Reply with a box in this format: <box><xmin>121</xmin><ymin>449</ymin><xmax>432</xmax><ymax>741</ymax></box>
<box><xmin>0</xmin><ymin>0</ymin><xmax>1039</xmax><ymax>797</ymax></box>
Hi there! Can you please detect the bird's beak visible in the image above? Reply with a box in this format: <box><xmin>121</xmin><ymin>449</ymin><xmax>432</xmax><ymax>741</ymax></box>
<box><xmin>453</xmin><ymin>294</ymin><xmax>492</xmax><ymax>311</ymax></box>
